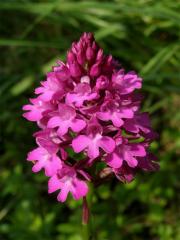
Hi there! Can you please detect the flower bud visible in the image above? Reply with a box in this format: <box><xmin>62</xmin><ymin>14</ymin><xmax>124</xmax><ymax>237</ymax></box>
<box><xmin>90</xmin><ymin>63</ymin><xmax>101</xmax><ymax>77</ymax></box>
<box><xmin>86</xmin><ymin>46</ymin><xmax>95</xmax><ymax>61</ymax></box>
<box><xmin>77</xmin><ymin>50</ymin><xmax>86</xmax><ymax>65</ymax></box>
<box><xmin>69</xmin><ymin>61</ymin><xmax>82</xmax><ymax>77</ymax></box>
<box><xmin>96</xmin><ymin>49</ymin><xmax>103</xmax><ymax>61</ymax></box>
<box><xmin>67</xmin><ymin>50</ymin><xmax>76</xmax><ymax>63</ymax></box>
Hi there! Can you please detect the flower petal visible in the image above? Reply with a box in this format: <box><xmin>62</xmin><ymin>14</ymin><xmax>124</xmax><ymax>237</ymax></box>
<box><xmin>72</xmin><ymin>179</ymin><xmax>88</xmax><ymax>200</ymax></box>
<box><xmin>48</xmin><ymin>117</ymin><xmax>62</xmax><ymax>128</ymax></box>
<box><xmin>57</xmin><ymin>185</ymin><xmax>70</xmax><ymax>202</ymax></box>
<box><xmin>106</xmin><ymin>151</ymin><xmax>123</xmax><ymax>168</ymax></box>
<box><xmin>111</xmin><ymin>113</ymin><xmax>124</xmax><ymax>127</ymax></box>
<box><xmin>98</xmin><ymin>136</ymin><xmax>115</xmax><ymax>153</ymax></box>
<box><xmin>44</xmin><ymin>155</ymin><xmax>62</xmax><ymax>177</ymax></box>
<box><xmin>48</xmin><ymin>175</ymin><xmax>61</xmax><ymax>193</ymax></box>
<box><xmin>72</xmin><ymin>135</ymin><xmax>90</xmax><ymax>153</ymax></box>
<box><xmin>87</xmin><ymin>143</ymin><xmax>99</xmax><ymax>159</ymax></box>
<box><xmin>70</xmin><ymin>119</ymin><xmax>86</xmax><ymax>132</ymax></box>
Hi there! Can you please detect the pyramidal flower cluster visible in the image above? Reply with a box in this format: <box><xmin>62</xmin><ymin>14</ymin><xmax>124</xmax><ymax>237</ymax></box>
<box><xmin>23</xmin><ymin>33</ymin><xmax>159</xmax><ymax>202</ymax></box>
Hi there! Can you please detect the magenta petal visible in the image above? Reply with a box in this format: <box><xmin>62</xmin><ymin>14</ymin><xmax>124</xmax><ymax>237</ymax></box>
<box><xmin>130</xmin><ymin>144</ymin><xmax>146</xmax><ymax>157</ymax></box>
<box><xmin>27</xmin><ymin>147</ymin><xmax>44</xmax><ymax>161</ymax></box>
<box><xmin>118</xmin><ymin>109</ymin><xmax>134</xmax><ymax>119</ymax></box>
<box><xmin>124</xmin><ymin>152</ymin><xmax>138</xmax><ymax>168</ymax></box>
<box><xmin>72</xmin><ymin>179</ymin><xmax>88</xmax><ymax>200</ymax></box>
<box><xmin>87</xmin><ymin>144</ymin><xmax>99</xmax><ymax>159</ymax></box>
<box><xmin>70</xmin><ymin>119</ymin><xmax>86</xmax><ymax>132</ymax></box>
<box><xmin>66</xmin><ymin>93</ymin><xmax>78</xmax><ymax>106</ymax></box>
<box><xmin>23</xmin><ymin>109</ymin><xmax>42</xmax><ymax>122</ymax></box>
<box><xmin>44</xmin><ymin>155</ymin><xmax>62</xmax><ymax>177</ymax></box>
<box><xmin>27</xmin><ymin>147</ymin><xmax>61</xmax><ymax>176</ymax></box>
<box><xmin>96</xmin><ymin>111</ymin><xmax>111</xmax><ymax>121</ymax></box>
<box><xmin>127</xmin><ymin>157</ymin><xmax>138</xmax><ymax>168</ymax></box>
<box><xmin>124</xmin><ymin>120</ymin><xmax>138</xmax><ymax>133</ymax></box>
<box><xmin>48</xmin><ymin>117</ymin><xmax>70</xmax><ymax>136</ymax></box>
<box><xmin>72</xmin><ymin>135</ymin><xmax>90</xmax><ymax>153</ymax></box>
<box><xmin>111</xmin><ymin>113</ymin><xmax>124</xmax><ymax>127</ymax></box>
<box><xmin>35</xmin><ymin>87</ymin><xmax>44</xmax><ymax>94</ymax></box>
<box><xmin>22</xmin><ymin>104</ymin><xmax>32</xmax><ymax>111</ymax></box>
<box><xmin>47</xmin><ymin>117</ymin><xmax>62</xmax><ymax>128</ymax></box>
<box><xmin>106</xmin><ymin>152</ymin><xmax>123</xmax><ymax>168</ymax></box>
<box><xmin>57</xmin><ymin>187</ymin><xmax>70</xmax><ymax>202</ymax></box>
<box><xmin>98</xmin><ymin>137</ymin><xmax>115</xmax><ymax>153</ymax></box>
<box><xmin>48</xmin><ymin>175</ymin><xmax>61</xmax><ymax>193</ymax></box>
<box><xmin>32</xmin><ymin>161</ymin><xmax>44</xmax><ymax>173</ymax></box>
<box><xmin>57</xmin><ymin>122</ymin><xmax>69</xmax><ymax>136</ymax></box>
<box><xmin>39</xmin><ymin>91</ymin><xmax>54</xmax><ymax>102</ymax></box>
<box><xmin>58</xmin><ymin>104</ymin><xmax>76</xmax><ymax>120</ymax></box>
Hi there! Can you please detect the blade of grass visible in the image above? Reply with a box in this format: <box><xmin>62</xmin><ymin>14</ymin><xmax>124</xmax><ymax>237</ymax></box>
<box><xmin>0</xmin><ymin>2</ymin><xmax>179</xmax><ymax>25</ymax></box>
<box><xmin>0</xmin><ymin>39</ymin><xmax>62</xmax><ymax>48</ymax></box>
<box><xmin>140</xmin><ymin>44</ymin><xmax>179</xmax><ymax>77</ymax></box>
<box><xmin>95</xmin><ymin>25</ymin><xmax>125</xmax><ymax>40</ymax></box>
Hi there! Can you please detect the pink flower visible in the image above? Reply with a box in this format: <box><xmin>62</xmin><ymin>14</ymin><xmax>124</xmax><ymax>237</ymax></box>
<box><xmin>66</xmin><ymin>82</ymin><xmax>98</xmax><ymax>107</ymax></box>
<box><xmin>47</xmin><ymin>103</ymin><xmax>86</xmax><ymax>136</ymax></box>
<box><xmin>23</xmin><ymin>32</ymin><xmax>158</xmax><ymax>203</ymax></box>
<box><xmin>124</xmin><ymin>112</ymin><xmax>151</xmax><ymax>133</ymax></box>
<box><xmin>52</xmin><ymin>61</ymin><xmax>71</xmax><ymax>81</ymax></box>
<box><xmin>34</xmin><ymin>128</ymin><xmax>62</xmax><ymax>150</ymax></box>
<box><xmin>48</xmin><ymin>164</ymin><xmax>88</xmax><ymax>202</ymax></box>
<box><xmin>35</xmin><ymin>72</ymin><xmax>65</xmax><ymax>102</ymax></box>
<box><xmin>72</xmin><ymin>119</ymin><xmax>115</xmax><ymax>159</ymax></box>
<box><xmin>106</xmin><ymin>138</ymin><xmax>146</xmax><ymax>168</ymax></box>
<box><xmin>23</xmin><ymin>98</ymin><xmax>53</xmax><ymax>122</ymax></box>
<box><xmin>97</xmin><ymin>97</ymin><xmax>134</xmax><ymax>127</ymax></box>
<box><xmin>112</xmin><ymin>70</ymin><xmax>142</xmax><ymax>95</ymax></box>
<box><xmin>27</xmin><ymin>147</ymin><xmax>62</xmax><ymax>177</ymax></box>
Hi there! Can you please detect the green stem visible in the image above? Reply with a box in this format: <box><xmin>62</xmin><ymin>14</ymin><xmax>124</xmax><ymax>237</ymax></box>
<box><xmin>82</xmin><ymin>220</ymin><xmax>91</xmax><ymax>240</ymax></box>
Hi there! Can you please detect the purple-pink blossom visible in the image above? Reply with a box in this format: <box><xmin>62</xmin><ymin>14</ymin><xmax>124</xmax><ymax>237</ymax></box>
<box><xmin>27</xmin><ymin>146</ymin><xmax>62</xmax><ymax>177</ymax></box>
<box><xmin>23</xmin><ymin>32</ymin><xmax>158</xmax><ymax>203</ymax></box>
<box><xmin>72</xmin><ymin>118</ymin><xmax>115</xmax><ymax>159</ymax></box>
<box><xmin>47</xmin><ymin>103</ymin><xmax>86</xmax><ymax>136</ymax></box>
<box><xmin>105</xmin><ymin>137</ymin><xmax>146</xmax><ymax>168</ymax></box>
<box><xmin>48</xmin><ymin>164</ymin><xmax>88</xmax><ymax>202</ymax></box>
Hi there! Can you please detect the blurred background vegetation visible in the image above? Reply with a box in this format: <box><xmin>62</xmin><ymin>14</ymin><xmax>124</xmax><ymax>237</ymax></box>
<box><xmin>0</xmin><ymin>0</ymin><xmax>180</xmax><ymax>239</ymax></box>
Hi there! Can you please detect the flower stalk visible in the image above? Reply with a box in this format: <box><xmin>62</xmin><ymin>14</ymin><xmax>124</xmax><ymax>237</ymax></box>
<box><xmin>82</xmin><ymin>183</ymin><xmax>94</xmax><ymax>240</ymax></box>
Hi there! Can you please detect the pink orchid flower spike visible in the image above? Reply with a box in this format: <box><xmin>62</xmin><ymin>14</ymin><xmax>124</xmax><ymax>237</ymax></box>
<box><xmin>23</xmin><ymin>32</ymin><xmax>158</xmax><ymax>205</ymax></box>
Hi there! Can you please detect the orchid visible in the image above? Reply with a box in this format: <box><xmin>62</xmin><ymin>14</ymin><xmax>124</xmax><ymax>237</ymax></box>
<box><xmin>23</xmin><ymin>32</ymin><xmax>158</xmax><ymax>212</ymax></box>
<box><xmin>72</xmin><ymin>118</ymin><xmax>115</xmax><ymax>159</ymax></box>
<box><xmin>27</xmin><ymin>146</ymin><xmax>62</xmax><ymax>176</ymax></box>
<box><xmin>48</xmin><ymin>164</ymin><xmax>88</xmax><ymax>202</ymax></box>
<box><xmin>47</xmin><ymin>103</ymin><xmax>86</xmax><ymax>136</ymax></box>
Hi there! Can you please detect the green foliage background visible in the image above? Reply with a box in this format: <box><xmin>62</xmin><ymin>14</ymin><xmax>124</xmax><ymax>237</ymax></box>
<box><xmin>0</xmin><ymin>0</ymin><xmax>180</xmax><ymax>239</ymax></box>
